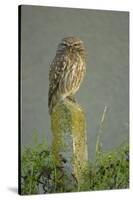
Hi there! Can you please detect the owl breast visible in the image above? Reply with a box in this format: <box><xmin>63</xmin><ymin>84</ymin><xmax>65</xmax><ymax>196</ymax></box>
<box><xmin>59</xmin><ymin>52</ymin><xmax>86</xmax><ymax>99</ymax></box>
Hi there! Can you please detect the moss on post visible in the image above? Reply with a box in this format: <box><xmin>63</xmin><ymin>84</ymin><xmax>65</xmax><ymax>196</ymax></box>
<box><xmin>51</xmin><ymin>99</ymin><xmax>88</xmax><ymax>187</ymax></box>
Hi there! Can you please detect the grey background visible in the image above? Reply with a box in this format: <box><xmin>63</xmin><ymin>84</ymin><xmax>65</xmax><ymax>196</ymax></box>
<box><xmin>21</xmin><ymin>5</ymin><xmax>129</xmax><ymax>159</ymax></box>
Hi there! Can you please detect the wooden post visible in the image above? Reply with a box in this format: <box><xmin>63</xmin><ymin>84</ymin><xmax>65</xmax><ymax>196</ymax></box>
<box><xmin>51</xmin><ymin>99</ymin><xmax>88</xmax><ymax>190</ymax></box>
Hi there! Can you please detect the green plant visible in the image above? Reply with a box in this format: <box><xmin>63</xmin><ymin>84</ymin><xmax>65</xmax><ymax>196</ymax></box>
<box><xmin>21</xmin><ymin>107</ymin><xmax>129</xmax><ymax>195</ymax></box>
<box><xmin>80</xmin><ymin>143</ymin><xmax>129</xmax><ymax>191</ymax></box>
<box><xmin>21</xmin><ymin>131</ymin><xmax>55</xmax><ymax>194</ymax></box>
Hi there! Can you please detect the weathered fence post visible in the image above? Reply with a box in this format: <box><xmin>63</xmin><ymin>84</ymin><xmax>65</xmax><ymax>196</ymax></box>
<box><xmin>51</xmin><ymin>99</ymin><xmax>88</xmax><ymax>190</ymax></box>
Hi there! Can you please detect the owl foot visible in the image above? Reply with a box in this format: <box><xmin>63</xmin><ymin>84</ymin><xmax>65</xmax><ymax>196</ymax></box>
<box><xmin>67</xmin><ymin>96</ymin><xmax>76</xmax><ymax>103</ymax></box>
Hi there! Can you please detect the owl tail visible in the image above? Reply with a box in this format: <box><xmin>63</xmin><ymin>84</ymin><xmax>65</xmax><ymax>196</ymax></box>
<box><xmin>48</xmin><ymin>102</ymin><xmax>53</xmax><ymax>115</ymax></box>
<box><xmin>48</xmin><ymin>93</ymin><xmax>57</xmax><ymax>115</ymax></box>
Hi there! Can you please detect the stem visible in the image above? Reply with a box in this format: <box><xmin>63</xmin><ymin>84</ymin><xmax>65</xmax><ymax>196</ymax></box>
<box><xmin>95</xmin><ymin>106</ymin><xmax>108</xmax><ymax>157</ymax></box>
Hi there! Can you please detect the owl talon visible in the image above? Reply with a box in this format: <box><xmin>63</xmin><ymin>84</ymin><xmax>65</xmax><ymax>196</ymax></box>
<box><xmin>67</xmin><ymin>96</ymin><xmax>76</xmax><ymax>103</ymax></box>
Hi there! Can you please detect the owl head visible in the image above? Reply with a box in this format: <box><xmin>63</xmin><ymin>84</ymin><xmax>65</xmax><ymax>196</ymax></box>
<box><xmin>57</xmin><ymin>37</ymin><xmax>85</xmax><ymax>53</ymax></box>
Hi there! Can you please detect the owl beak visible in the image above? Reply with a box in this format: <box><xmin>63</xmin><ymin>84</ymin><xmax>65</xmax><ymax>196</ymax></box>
<box><xmin>69</xmin><ymin>46</ymin><xmax>72</xmax><ymax>52</ymax></box>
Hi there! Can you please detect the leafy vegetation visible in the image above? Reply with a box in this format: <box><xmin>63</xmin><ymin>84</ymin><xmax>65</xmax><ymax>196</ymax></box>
<box><xmin>80</xmin><ymin>143</ymin><xmax>129</xmax><ymax>191</ymax></box>
<box><xmin>21</xmin><ymin>134</ymin><xmax>129</xmax><ymax>195</ymax></box>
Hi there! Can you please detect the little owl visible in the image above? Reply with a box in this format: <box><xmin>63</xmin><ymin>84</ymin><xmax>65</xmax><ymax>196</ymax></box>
<box><xmin>48</xmin><ymin>37</ymin><xmax>86</xmax><ymax>114</ymax></box>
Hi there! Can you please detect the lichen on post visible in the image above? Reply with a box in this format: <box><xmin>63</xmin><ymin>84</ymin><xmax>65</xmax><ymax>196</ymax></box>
<box><xmin>51</xmin><ymin>99</ymin><xmax>88</xmax><ymax>188</ymax></box>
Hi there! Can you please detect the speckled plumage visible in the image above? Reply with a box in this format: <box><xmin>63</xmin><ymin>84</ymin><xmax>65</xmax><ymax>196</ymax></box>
<box><xmin>48</xmin><ymin>37</ymin><xmax>86</xmax><ymax>114</ymax></box>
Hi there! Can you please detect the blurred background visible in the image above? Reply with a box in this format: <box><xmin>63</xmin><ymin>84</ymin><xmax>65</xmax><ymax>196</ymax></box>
<box><xmin>21</xmin><ymin>5</ymin><xmax>129</xmax><ymax>160</ymax></box>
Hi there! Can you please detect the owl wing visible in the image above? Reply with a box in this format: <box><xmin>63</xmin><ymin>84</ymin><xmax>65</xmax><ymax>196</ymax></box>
<box><xmin>48</xmin><ymin>55</ymin><xmax>67</xmax><ymax>111</ymax></box>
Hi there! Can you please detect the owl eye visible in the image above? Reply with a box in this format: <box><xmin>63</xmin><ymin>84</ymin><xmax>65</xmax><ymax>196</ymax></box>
<box><xmin>74</xmin><ymin>43</ymin><xmax>79</xmax><ymax>46</ymax></box>
<box><xmin>61</xmin><ymin>42</ymin><xmax>68</xmax><ymax>47</ymax></box>
<box><xmin>58</xmin><ymin>43</ymin><xmax>67</xmax><ymax>50</ymax></box>
<box><xmin>74</xmin><ymin>43</ymin><xmax>80</xmax><ymax>48</ymax></box>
